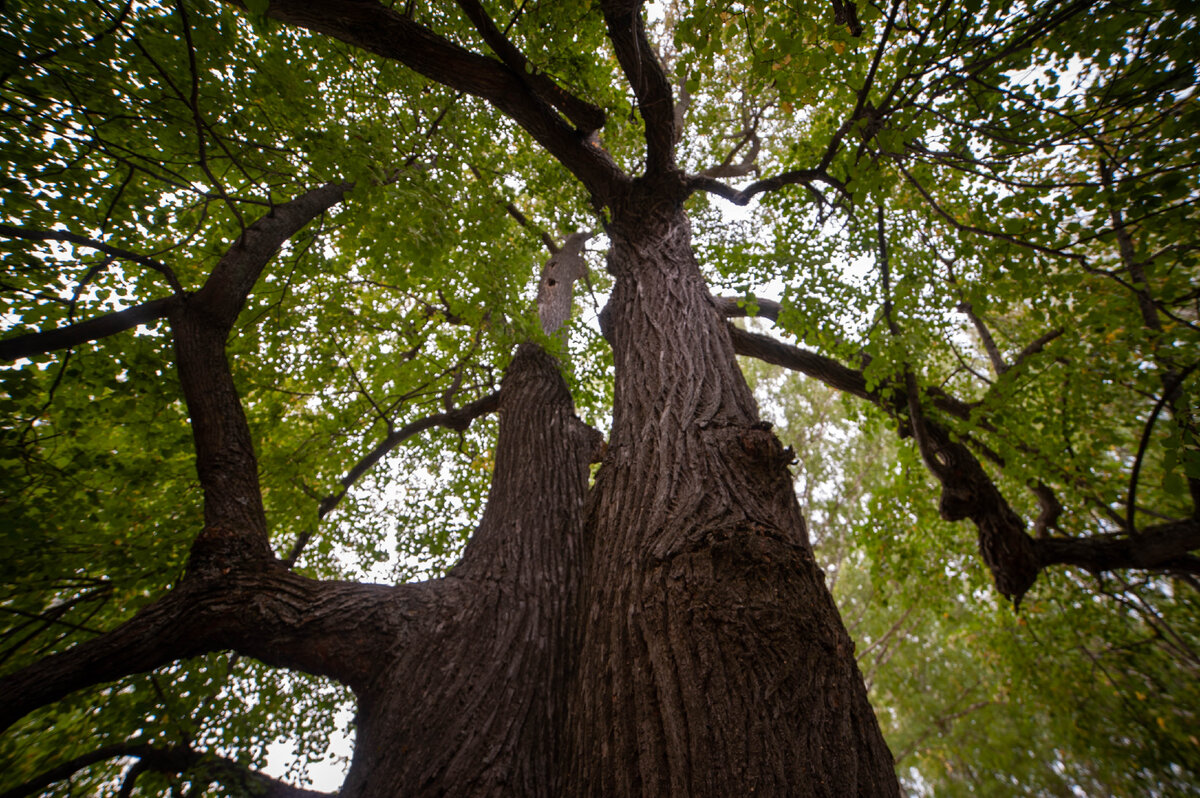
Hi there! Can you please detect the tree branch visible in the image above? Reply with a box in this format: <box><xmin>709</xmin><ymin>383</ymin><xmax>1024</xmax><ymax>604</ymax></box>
<box><xmin>957</xmin><ymin>300</ymin><xmax>1008</xmax><ymax>375</ymax></box>
<box><xmin>254</xmin><ymin>0</ymin><xmax>626</xmax><ymax>200</ymax></box>
<box><xmin>898</xmin><ymin>164</ymin><xmax>1085</xmax><ymax>263</ymax></box>
<box><xmin>1126</xmin><ymin>364</ymin><xmax>1198</xmax><ymax>534</ymax></box>
<box><xmin>454</xmin><ymin>0</ymin><xmax>605</xmax><ymax>133</ymax></box>
<box><xmin>168</xmin><ymin>182</ymin><xmax>351</xmax><ymax>573</ymax></box>
<box><xmin>1036</xmin><ymin>519</ymin><xmax>1200</xmax><ymax>575</ymax></box>
<box><xmin>727</xmin><ymin>324</ymin><xmax>873</xmax><ymax>402</ymax></box>
<box><xmin>1008</xmin><ymin>327</ymin><xmax>1064</xmax><ymax>374</ymax></box>
<box><xmin>0</xmin><ymin>296</ymin><xmax>181</xmax><ymax>361</ymax></box>
<box><xmin>600</xmin><ymin>0</ymin><xmax>677</xmax><ymax>174</ymax></box>
<box><xmin>0</xmin><ymin>740</ymin><xmax>334</xmax><ymax>798</ymax></box>
<box><xmin>0</xmin><ymin>570</ymin><xmax>414</xmax><ymax>733</ymax></box>
<box><xmin>0</xmin><ymin>223</ymin><xmax>184</xmax><ymax>294</ymax></box>
<box><xmin>191</xmin><ymin>181</ymin><xmax>351</xmax><ymax>328</ymax></box>
<box><xmin>688</xmin><ymin>168</ymin><xmax>847</xmax><ymax>206</ymax></box>
<box><xmin>727</xmin><ymin>320</ymin><xmax>1041</xmax><ymax>600</ymax></box>
<box><xmin>284</xmin><ymin>391</ymin><xmax>503</xmax><ymax>567</ymax></box>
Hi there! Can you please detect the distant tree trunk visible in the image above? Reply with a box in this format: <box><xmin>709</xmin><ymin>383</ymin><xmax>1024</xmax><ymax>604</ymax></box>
<box><xmin>567</xmin><ymin>185</ymin><xmax>899</xmax><ymax>796</ymax></box>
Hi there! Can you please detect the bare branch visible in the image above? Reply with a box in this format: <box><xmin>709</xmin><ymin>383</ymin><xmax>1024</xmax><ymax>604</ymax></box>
<box><xmin>191</xmin><ymin>181</ymin><xmax>351</xmax><ymax>328</ymax></box>
<box><xmin>697</xmin><ymin>121</ymin><xmax>761</xmax><ymax>179</ymax></box>
<box><xmin>728</xmin><ymin>324</ymin><xmax>873</xmax><ymax>403</ymax></box>
<box><xmin>0</xmin><ymin>223</ymin><xmax>184</xmax><ymax>294</ymax></box>
<box><xmin>1126</xmin><ymin>365</ymin><xmax>1197</xmax><ymax>534</ymax></box>
<box><xmin>284</xmin><ymin>391</ymin><xmax>502</xmax><ymax>567</ymax></box>
<box><xmin>688</xmin><ymin>168</ymin><xmax>847</xmax><ymax>206</ymax></box>
<box><xmin>317</xmin><ymin>392</ymin><xmax>501</xmax><ymax>521</ymax></box>
<box><xmin>1031</xmin><ymin>481</ymin><xmax>1063</xmax><ymax>539</ymax></box>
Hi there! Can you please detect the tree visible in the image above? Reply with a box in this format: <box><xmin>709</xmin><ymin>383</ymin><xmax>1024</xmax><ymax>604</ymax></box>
<box><xmin>0</xmin><ymin>0</ymin><xmax>1197</xmax><ymax>794</ymax></box>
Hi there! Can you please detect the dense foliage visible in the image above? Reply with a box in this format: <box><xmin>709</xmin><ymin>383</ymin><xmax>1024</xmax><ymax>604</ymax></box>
<box><xmin>1</xmin><ymin>0</ymin><xmax>1197</xmax><ymax>794</ymax></box>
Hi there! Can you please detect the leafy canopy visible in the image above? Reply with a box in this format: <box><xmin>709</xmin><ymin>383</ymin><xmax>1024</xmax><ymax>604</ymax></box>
<box><xmin>1</xmin><ymin>0</ymin><xmax>1198</xmax><ymax>794</ymax></box>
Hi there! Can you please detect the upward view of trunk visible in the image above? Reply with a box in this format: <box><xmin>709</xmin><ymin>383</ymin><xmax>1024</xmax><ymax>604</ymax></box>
<box><xmin>565</xmin><ymin>187</ymin><xmax>899</xmax><ymax>796</ymax></box>
<box><xmin>339</xmin><ymin>345</ymin><xmax>601</xmax><ymax>797</ymax></box>
<box><xmin>333</xmin><ymin>190</ymin><xmax>899</xmax><ymax>796</ymax></box>
<box><xmin>0</xmin><ymin>5</ymin><xmax>904</xmax><ymax>794</ymax></box>
<box><xmin>331</xmin><ymin>193</ymin><xmax>899</xmax><ymax>798</ymax></box>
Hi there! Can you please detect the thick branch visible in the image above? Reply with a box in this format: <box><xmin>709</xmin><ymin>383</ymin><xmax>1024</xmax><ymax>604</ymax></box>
<box><xmin>0</xmin><ymin>570</ymin><xmax>412</xmax><ymax>733</ymax></box>
<box><xmin>171</xmin><ymin>183</ymin><xmax>350</xmax><ymax>570</ymax></box>
<box><xmin>718</xmin><ymin>302</ymin><xmax>975</xmax><ymax>421</ymax></box>
<box><xmin>1036</xmin><ymin>519</ymin><xmax>1200</xmax><ymax>574</ymax></box>
<box><xmin>600</xmin><ymin>0</ymin><xmax>677</xmax><ymax>174</ymax></box>
<box><xmin>0</xmin><ymin>296</ymin><xmax>180</xmax><ymax>361</ymax></box>
<box><xmin>191</xmin><ymin>181</ymin><xmax>350</xmax><ymax>328</ymax></box>
<box><xmin>0</xmin><ymin>741</ymin><xmax>333</xmax><ymax>798</ymax></box>
<box><xmin>255</xmin><ymin>0</ymin><xmax>626</xmax><ymax>199</ymax></box>
<box><xmin>728</xmin><ymin>324</ymin><xmax>873</xmax><ymax>402</ymax></box>
<box><xmin>455</xmin><ymin>0</ymin><xmax>605</xmax><ymax>133</ymax></box>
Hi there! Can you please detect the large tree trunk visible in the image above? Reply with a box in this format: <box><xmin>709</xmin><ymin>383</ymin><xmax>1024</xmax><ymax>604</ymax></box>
<box><xmin>339</xmin><ymin>196</ymin><xmax>899</xmax><ymax>796</ymax></box>
<box><xmin>567</xmin><ymin>187</ymin><xmax>899</xmax><ymax>796</ymax></box>
<box><xmin>339</xmin><ymin>345</ymin><xmax>601</xmax><ymax>797</ymax></box>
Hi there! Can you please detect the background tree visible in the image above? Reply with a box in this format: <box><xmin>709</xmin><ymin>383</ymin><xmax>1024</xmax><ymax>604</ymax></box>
<box><xmin>1</xmin><ymin>0</ymin><xmax>1197</xmax><ymax>796</ymax></box>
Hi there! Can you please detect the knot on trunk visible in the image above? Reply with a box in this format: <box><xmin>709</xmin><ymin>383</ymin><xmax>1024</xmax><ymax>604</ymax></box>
<box><xmin>501</xmin><ymin>343</ymin><xmax>574</xmax><ymax>409</ymax></box>
<box><xmin>185</xmin><ymin>524</ymin><xmax>276</xmax><ymax>580</ymax></box>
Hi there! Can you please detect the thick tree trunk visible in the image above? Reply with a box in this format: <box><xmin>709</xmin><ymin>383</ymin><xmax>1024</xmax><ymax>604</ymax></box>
<box><xmin>339</xmin><ymin>195</ymin><xmax>898</xmax><ymax>796</ymax></box>
<box><xmin>567</xmin><ymin>187</ymin><xmax>899</xmax><ymax>796</ymax></box>
<box><xmin>339</xmin><ymin>345</ymin><xmax>601</xmax><ymax>797</ymax></box>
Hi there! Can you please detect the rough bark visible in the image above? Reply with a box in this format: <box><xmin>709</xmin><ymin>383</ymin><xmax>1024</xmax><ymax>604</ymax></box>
<box><xmin>568</xmin><ymin>184</ymin><xmax>899</xmax><ymax>796</ymax></box>
<box><xmin>338</xmin><ymin>344</ymin><xmax>601</xmax><ymax>798</ymax></box>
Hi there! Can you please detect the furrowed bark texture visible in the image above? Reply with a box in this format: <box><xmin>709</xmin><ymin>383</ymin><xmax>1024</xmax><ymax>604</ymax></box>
<box><xmin>339</xmin><ymin>345</ymin><xmax>600</xmax><ymax>798</ymax></box>
<box><xmin>568</xmin><ymin>186</ymin><xmax>899</xmax><ymax>796</ymax></box>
